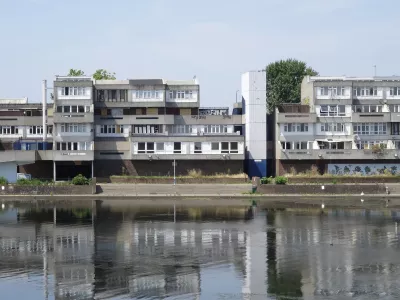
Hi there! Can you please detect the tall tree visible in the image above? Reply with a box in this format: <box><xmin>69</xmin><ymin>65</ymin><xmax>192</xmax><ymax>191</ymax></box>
<box><xmin>93</xmin><ymin>69</ymin><xmax>116</xmax><ymax>80</ymax></box>
<box><xmin>68</xmin><ymin>69</ymin><xmax>85</xmax><ymax>76</ymax></box>
<box><xmin>266</xmin><ymin>59</ymin><xmax>318</xmax><ymax>111</ymax></box>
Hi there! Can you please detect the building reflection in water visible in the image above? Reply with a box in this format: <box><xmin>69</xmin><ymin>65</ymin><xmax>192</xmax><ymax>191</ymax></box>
<box><xmin>1</xmin><ymin>204</ymin><xmax>400</xmax><ymax>299</ymax></box>
<box><xmin>0</xmin><ymin>202</ymin><xmax>259</xmax><ymax>299</ymax></box>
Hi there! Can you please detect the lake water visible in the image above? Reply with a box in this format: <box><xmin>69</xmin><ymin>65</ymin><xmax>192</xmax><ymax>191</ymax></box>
<box><xmin>0</xmin><ymin>201</ymin><xmax>400</xmax><ymax>299</ymax></box>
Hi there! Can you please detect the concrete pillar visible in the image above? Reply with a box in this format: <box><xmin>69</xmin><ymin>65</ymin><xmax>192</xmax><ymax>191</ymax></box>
<box><xmin>42</xmin><ymin>80</ymin><xmax>47</xmax><ymax>143</ymax></box>
<box><xmin>53</xmin><ymin>206</ymin><xmax>56</xmax><ymax>225</ymax></box>
<box><xmin>53</xmin><ymin>161</ymin><xmax>56</xmax><ymax>182</ymax></box>
<box><xmin>91</xmin><ymin>160</ymin><xmax>94</xmax><ymax>178</ymax></box>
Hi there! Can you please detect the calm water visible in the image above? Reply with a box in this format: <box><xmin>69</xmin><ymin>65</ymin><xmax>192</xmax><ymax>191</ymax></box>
<box><xmin>0</xmin><ymin>202</ymin><xmax>400</xmax><ymax>299</ymax></box>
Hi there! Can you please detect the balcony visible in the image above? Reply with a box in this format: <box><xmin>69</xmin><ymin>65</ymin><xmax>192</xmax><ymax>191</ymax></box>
<box><xmin>0</xmin><ymin>151</ymin><xmax>36</xmax><ymax>164</ymax></box>
<box><xmin>95</xmin><ymin>115</ymin><xmax>175</xmax><ymax>125</ymax></box>
<box><xmin>279</xmin><ymin>149</ymin><xmax>400</xmax><ymax>160</ymax></box>
<box><xmin>52</xmin><ymin>150</ymin><xmax>94</xmax><ymax>161</ymax></box>
<box><xmin>351</xmin><ymin>112</ymin><xmax>390</xmax><ymax>123</ymax></box>
<box><xmin>53</xmin><ymin>113</ymin><xmax>94</xmax><ymax>123</ymax></box>
<box><xmin>132</xmin><ymin>153</ymin><xmax>244</xmax><ymax>160</ymax></box>
<box><xmin>276</xmin><ymin>113</ymin><xmax>317</xmax><ymax>123</ymax></box>
<box><xmin>174</xmin><ymin>115</ymin><xmax>243</xmax><ymax>125</ymax></box>
<box><xmin>391</xmin><ymin>113</ymin><xmax>400</xmax><ymax>122</ymax></box>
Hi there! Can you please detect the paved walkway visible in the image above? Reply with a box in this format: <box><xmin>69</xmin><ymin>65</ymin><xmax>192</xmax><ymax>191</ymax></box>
<box><xmin>97</xmin><ymin>183</ymin><xmax>252</xmax><ymax>196</ymax></box>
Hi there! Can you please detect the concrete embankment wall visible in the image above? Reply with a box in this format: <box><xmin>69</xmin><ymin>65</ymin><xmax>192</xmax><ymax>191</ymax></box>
<box><xmin>257</xmin><ymin>184</ymin><xmax>387</xmax><ymax>194</ymax></box>
<box><xmin>100</xmin><ymin>177</ymin><xmax>249</xmax><ymax>184</ymax></box>
<box><xmin>0</xmin><ymin>178</ymin><xmax>96</xmax><ymax>195</ymax></box>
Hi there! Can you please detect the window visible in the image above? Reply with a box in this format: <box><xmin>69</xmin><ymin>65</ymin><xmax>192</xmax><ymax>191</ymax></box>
<box><xmin>177</xmin><ymin>91</ymin><xmax>185</xmax><ymax>99</ymax></box>
<box><xmin>194</xmin><ymin>142</ymin><xmax>202</xmax><ymax>153</ymax></box>
<box><xmin>185</xmin><ymin>91</ymin><xmax>193</xmax><ymax>99</ymax></box>
<box><xmin>133</xmin><ymin>90</ymin><xmax>162</xmax><ymax>99</ymax></box>
<box><xmin>354</xmin><ymin>87</ymin><xmax>378</xmax><ymax>96</ymax></box>
<box><xmin>71</xmin><ymin>106</ymin><xmax>77</xmax><ymax>113</ymax></box>
<box><xmin>392</xmin><ymin>123</ymin><xmax>400</xmax><ymax>135</ymax></box>
<box><xmin>320</xmin><ymin>123</ymin><xmax>345</xmax><ymax>132</ymax></box>
<box><xmin>134</xmin><ymin>125</ymin><xmax>162</xmax><ymax>134</ymax></box>
<box><xmin>174</xmin><ymin>142</ymin><xmax>181</xmax><ymax>153</ymax></box>
<box><xmin>64</xmin><ymin>106</ymin><xmax>71</xmax><ymax>113</ymax></box>
<box><xmin>230</xmin><ymin>142</ymin><xmax>238</xmax><ymax>153</ymax></box>
<box><xmin>0</xmin><ymin>126</ymin><xmax>19</xmax><ymax>135</ymax></box>
<box><xmin>356</xmin><ymin>140</ymin><xmax>387</xmax><ymax>150</ymax></box>
<box><xmin>78</xmin><ymin>106</ymin><xmax>85</xmax><ymax>113</ymax></box>
<box><xmin>56</xmin><ymin>142</ymin><xmax>91</xmax><ymax>151</ymax></box>
<box><xmin>281</xmin><ymin>142</ymin><xmax>291</xmax><ymax>150</ymax></box>
<box><xmin>221</xmin><ymin>142</ymin><xmax>229</xmax><ymax>153</ymax></box>
<box><xmin>29</xmin><ymin>126</ymin><xmax>43</xmax><ymax>135</ymax></box>
<box><xmin>318</xmin><ymin>86</ymin><xmax>347</xmax><ymax>97</ymax></box>
<box><xmin>47</xmin><ymin>126</ymin><xmax>53</xmax><ymax>135</ymax></box>
<box><xmin>320</xmin><ymin>105</ymin><xmax>346</xmax><ymax>116</ymax></box>
<box><xmin>390</xmin><ymin>87</ymin><xmax>400</xmax><ymax>96</ymax></box>
<box><xmin>353</xmin><ymin>123</ymin><xmax>387</xmax><ymax>135</ymax></box>
<box><xmin>136</xmin><ymin>142</ymin><xmax>156</xmax><ymax>154</ymax></box>
<box><xmin>138</xmin><ymin>143</ymin><xmax>146</xmax><ymax>153</ymax></box>
<box><xmin>283</xmin><ymin>123</ymin><xmax>309</xmax><ymax>132</ymax></box>
<box><xmin>211</xmin><ymin>142</ymin><xmax>220</xmax><ymax>150</ymax></box>
<box><xmin>147</xmin><ymin>142</ymin><xmax>155</xmax><ymax>153</ymax></box>
<box><xmin>60</xmin><ymin>124</ymin><xmax>88</xmax><ymax>133</ymax></box>
<box><xmin>353</xmin><ymin>105</ymin><xmax>382</xmax><ymax>113</ymax></box>
<box><xmin>60</xmin><ymin>87</ymin><xmax>87</xmax><ymax>96</ymax></box>
<box><xmin>97</xmin><ymin>90</ymin><xmax>105</xmax><ymax>101</ymax></box>
<box><xmin>57</xmin><ymin>106</ymin><xmax>62</xmax><ymax>113</ymax></box>
<box><xmin>156</xmin><ymin>143</ymin><xmax>164</xmax><ymax>151</ymax></box>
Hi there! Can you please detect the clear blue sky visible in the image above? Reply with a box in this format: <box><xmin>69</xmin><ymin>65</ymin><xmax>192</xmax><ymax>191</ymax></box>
<box><xmin>1</xmin><ymin>0</ymin><xmax>399</xmax><ymax>107</ymax></box>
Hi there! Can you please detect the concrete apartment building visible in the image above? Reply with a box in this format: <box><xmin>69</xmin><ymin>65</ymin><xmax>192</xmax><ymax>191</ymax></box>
<box><xmin>0</xmin><ymin>75</ymin><xmax>244</xmax><ymax>182</ymax></box>
<box><xmin>275</xmin><ymin>75</ymin><xmax>400</xmax><ymax>176</ymax></box>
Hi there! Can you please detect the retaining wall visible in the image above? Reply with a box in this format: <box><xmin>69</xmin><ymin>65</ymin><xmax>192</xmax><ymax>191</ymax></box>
<box><xmin>0</xmin><ymin>178</ymin><xmax>96</xmax><ymax>195</ymax></box>
<box><xmin>106</xmin><ymin>177</ymin><xmax>249</xmax><ymax>184</ymax></box>
<box><xmin>257</xmin><ymin>184</ymin><xmax>386</xmax><ymax>194</ymax></box>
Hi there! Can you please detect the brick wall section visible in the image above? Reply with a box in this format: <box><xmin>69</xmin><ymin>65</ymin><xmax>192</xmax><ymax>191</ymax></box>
<box><xmin>94</xmin><ymin>160</ymin><xmax>244</xmax><ymax>178</ymax></box>
<box><xmin>258</xmin><ymin>184</ymin><xmax>386</xmax><ymax>194</ymax></box>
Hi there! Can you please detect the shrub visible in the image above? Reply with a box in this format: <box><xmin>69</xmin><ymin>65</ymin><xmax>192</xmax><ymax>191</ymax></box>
<box><xmin>332</xmin><ymin>179</ymin><xmax>337</xmax><ymax>185</ymax></box>
<box><xmin>72</xmin><ymin>174</ymin><xmax>90</xmax><ymax>185</ymax></box>
<box><xmin>16</xmin><ymin>178</ymin><xmax>47</xmax><ymax>185</ymax></box>
<box><xmin>275</xmin><ymin>176</ymin><xmax>288</xmax><ymax>185</ymax></box>
<box><xmin>260</xmin><ymin>177</ymin><xmax>273</xmax><ymax>184</ymax></box>
<box><xmin>0</xmin><ymin>176</ymin><xmax>8</xmax><ymax>185</ymax></box>
<box><xmin>187</xmin><ymin>169</ymin><xmax>203</xmax><ymax>178</ymax></box>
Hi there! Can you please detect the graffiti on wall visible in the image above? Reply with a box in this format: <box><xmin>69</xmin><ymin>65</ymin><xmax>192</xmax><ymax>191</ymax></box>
<box><xmin>328</xmin><ymin>164</ymin><xmax>400</xmax><ymax>175</ymax></box>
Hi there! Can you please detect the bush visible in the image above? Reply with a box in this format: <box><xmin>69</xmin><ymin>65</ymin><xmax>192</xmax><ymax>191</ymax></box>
<box><xmin>72</xmin><ymin>174</ymin><xmax>90</xmax><ymax>185</ymax></box>
<box><xmin>16</xmin><ymin>178</ymin><xmax>54</xmax><ymax>186</ymax></box>
<box><xmin>275</xmin><ymin>176</ymin><xmax>288</xmax><ymax>185</ymax></box>
<box><xmin>0</xmin><ymin>176</ymin><xmax>8</xmax><ymax>185</ymax></box>
<box><xmin>332</xmin><ymin>179</ymin><xmax>337</xmax><ymax>185</ymax></box>
<box><xmin>187</xmin><ymin>169</ymin><xmax>202</xmax><ymax>178</ymax></box>
<box><xmin>260</xmin><ymin>177</ymin><xmax>273</xmax><ymax>184</ymax></box>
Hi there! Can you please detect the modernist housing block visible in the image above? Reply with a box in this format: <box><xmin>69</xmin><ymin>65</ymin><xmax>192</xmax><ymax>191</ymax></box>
<box><xmin>275</xmin><ymin>75</ymin><xmax>400</xmax><ymax>176</ymax></box>
<box><xmin>0</xmin><ymin>76</ymin><xmax>244</xmax><ymax>182</ymax></box>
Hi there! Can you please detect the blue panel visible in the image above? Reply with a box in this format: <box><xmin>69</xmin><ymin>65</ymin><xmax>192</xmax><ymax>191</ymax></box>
<box><xmin>246</xmin><ymin>159</ymin><xmax>267</xmax><ymax>178</ymax></box>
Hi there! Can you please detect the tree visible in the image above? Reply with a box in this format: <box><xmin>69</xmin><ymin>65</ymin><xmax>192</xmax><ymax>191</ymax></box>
<box><xmin>93</xmin><ymin>69</ymin><xmax>116</xmax><ymax>80</ymax></box>
<box><xmin>266</xmin><ymin>59</ymin><xmax>318</xmax><ymax>111</ymax></box>
<box><xmin>68</xmin><ymin>69</ymin><xmax>85</xmax><ymax>76</ymax></box>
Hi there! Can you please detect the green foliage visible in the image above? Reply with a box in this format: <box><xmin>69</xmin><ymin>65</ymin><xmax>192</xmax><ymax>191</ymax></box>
<box><xmin>266</xmin><ymin>59</ymin><xmax>318</xmax><ymax>111</ymax></box>
<box><xmin>0</xmin><ymin>176</ymin><xmax>8</xmax><ymax>185</ymax></box>
<box><xmin>332</xmin><ymin>179</ymin><xmax>337</xmax><ymax>185</ymax></box>
<box><xmin>93</xmin><ymin>69</ymin><xmax>116</xmax><ymax>80</ymax></box>
<box><xmin>68</xmin><ymin>69</ymin><xmax>85</xmax><ymax>76</ymax></box>
<box><xmin>261</xmin><ymin>176</ymin><xmax>273</xmax><ymax>184</ymax></box>
<box><xmin>275</xmin><ymin>176</ymin><xmax>288</xmax><ymax>185</ymax></box>
<box><xmin>16</xmin><ymin>178</ymin><xmax>53</xmax><ymax>186</ymax></box>
<box><xmin>71</xmin><ymin>174</ymin><xmax>90</xmax><ymax>185</ymax></box>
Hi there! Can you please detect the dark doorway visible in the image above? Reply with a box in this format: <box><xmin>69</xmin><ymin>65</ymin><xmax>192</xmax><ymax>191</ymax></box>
<box><xmin>55</xmin><ymin>161</ymin><xmax>92</xmax><ymax>181</ymax></box>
